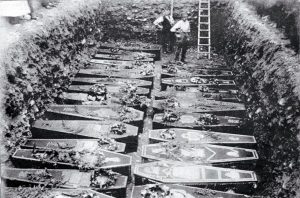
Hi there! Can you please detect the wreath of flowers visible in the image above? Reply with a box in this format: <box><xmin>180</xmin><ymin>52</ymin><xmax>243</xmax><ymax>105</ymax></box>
<box><xmin>90</xmin><ymin>169</ymin><xmax>119</xmax><ymax>189</ymax></box>
<box><xmin>110</xmin><ymin>123</ymin><xmax>127</xmax><ymax>135</ymax></box>
<box><xmin>159</xmin><ymin>129</ymin><xmax>176</xmax><ymax>140</ymax></box>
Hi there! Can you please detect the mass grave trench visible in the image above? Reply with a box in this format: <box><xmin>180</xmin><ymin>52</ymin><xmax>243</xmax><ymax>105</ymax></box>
<box><xmin>2</xmin><ymin>0</ymin><xmax>300</xmax><ymax>197</ymax></box>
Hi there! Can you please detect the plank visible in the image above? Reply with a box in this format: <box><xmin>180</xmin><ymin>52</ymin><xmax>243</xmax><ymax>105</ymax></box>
<box><xmin>31</xmin><ymin>120</ymin><xmax>138</xmax><ymax>143</ymax></box>
<box><xmin>3</xmin><ymin>168</ymin><xmax>127</xmax><ymax>198</ymax></box>
<box><xmin>153</xmin><ymin>112</ymin><xmax>244</xmax><ymax>133</ymax></box>
<box><xmin>68</xmin><ymin>84</ymin><xmax>150</xmax><ymax>96</ymax></box>
<box><xmin>45</xmin><ymin>105</ymin><xmax>144</xmax><ymax>126</ymax></box>
<box><xmin>131</xmin><ymin>184</ymin><xmax>254</xmax><ymax>198</ymax></box>
<box><xmin>141</xmin><ymin>143</ymin><xmax>258</xmax><ymax>168</ymax></box>
<box><xmin>99</xmin><ymin>43</ymin><xmax>161</xmax><ymax>61</ymax></box>
<box><xmin>162</xmin><ymin>62</ymin><xmax>232</xmax><ymax>71</ymax></box>
<box><xmin>22</xmin><ymin>139</ymin><xmax>126</xmax><ymax>153</ymax></box>
<box><xmin>97</xmin><ymin>49</ymin><xmax>155</xmax><ymax>58</ymax></box>
<box><xmin>76</xmin><ymin>69</ymin><xmax>154</xmax><ymax>81</ymax></box>
<box><xmin>134</xmin><ymin>161</ymin><xmax>257</xmax><ymax>194</ymax></box>
<box><xmin>153</xmin><ymin>98</ymin><xmax>245</xmax><ymax>117</ymax></box>
<box><xmin>148</xmin><ymin>128</ymin><xmax>256</xmax><ymax>147</ymax></box>
<box><xmin>153</xmin><ymin>91</ymin><xmax>240</xmax><ymax>103</ymax></box>
<box><xmin>12</xmin><ymin>148</ymin><xmax>132</xmax><ymax>175</ymax></box>
<box><xmin>161</xmin><ymin>68</ymin><xmax>234</xmax><ymax>79</ymax></box>
<box><xmin>71</xmin><ymin>77</ymin><xmax>152</xmax><ymax>88</ymax></box>
<box><xmin>161</xmin><ymin>77</ymin><xmax>236</xmax><ymax>90</ymax></box>
<box><xmin>93</xmin><ymin>54</ymin><xmax>154</xmax><ymax>62</ymax></box>
<box><xmin>5</xmin><ymin>188</ymin><xmax>114</xmax><ymax>198</ymax></box>
<box><xmin>59</xmin><ymin>92</ymin><xmax>148</xmax><ymax>109</ymax></box>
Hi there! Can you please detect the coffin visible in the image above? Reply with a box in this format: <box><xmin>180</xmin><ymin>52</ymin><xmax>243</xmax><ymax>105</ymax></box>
<box><xmin>71</xmin><ymin>77</ymin><xmax>152</xmax><ymax>88</ymax></box>
<box><xmin>183</xmin><ymin>87</ymin><xmax>239</xmax><ymax>95</ymax></box>
<box><xmin>97</xmin><ymin>49</ymin><xmax>155</xmax><ymax>58</ymax></box>
<box><xmin>148</xmin><ymin>128</ymin><xmax>256</xmax><ymax>147</ymax></box>
<box><xmin>59</xmin><ymin>92</ymin><xmax>147</xmax><ymax>109</ymax></box>
<box><xmin>92</xmin><ymin>54</ymin><xmax>154</xmax><ymax>62</ymax></box>
<box><xmin>99</xmin><ymin>43</ymin><xmax>161</xmax><ymax>61</ymax></box>
<box><xmin>153</xmin><ymin>99</ymin><xmax>245</xmax><ymax>117</ymax></box>
<box><xmin>68</xmin><ymin>84</ymin><xmax>150</xmax><ymax>96</ymax></box>
<box><xmin>5</xmin><ymin>187</ymin><xmax>114</xmax><ymax>198</ymax></box>
<box><xmin>22</xmin><ymin>139</ymin><xmax>126</xmax><ymax>153</ymax></box>
<box><xmin>2</xmin><ymin>168</ymin><xmax>127</xmax><ymax>198</ymax></box>
<box><xmin>161</xmin><ymin>68</ymin><xmax>234</xmax><ymax>79</ymax></box>
<box><xmin>153</xmin><ymin>113</ymin><xmax>243</xmax><ymax>132</ymax></box>
<box><xmin>12</xmin><ymin>148</ymin><xmax>132</xmax><ymax>175</ymax></box>
<box><xmin>31</xmin><ymin>120</ymin><xmax>138</xmax><ymax>144</ymax></box>
<box><xmin>131</xmin><ymin>184</ymin><xmax>254</xmax><ymax>198</ymax></box>
<box><xmin>45</xmin><ymin>105</ymin><xmax>144</xmax><ymax>126</ymax></box>
<box><xmin>161</xmin><ymin>77</ymin><xmax>236</xmax><ymax>90</ymax></box>
<box><xmin>90</xmin><ymin>59</ymin><xmax>153</xmax><ymax>66</ymax></box>
<box><xmin>141</xmin><ymin>143</ymin><xmax>258</xmax><ymax>168</ymax></box>
<box><xmin>161</xmin><ymin>62</ymin><xmax>232</xmax><ymax>71</ymax></box>
<box><xmin>76</xmin><ymin>69</ymin><xmax>154</xmax><ymax>81</ymax></box>
<box><xmin>134</xmin><ymin>161</ymin><xmax>257</xmax><ymax>193</ymax></box>
<box><xmin>85</xmin><ymin>62</ymin><xmax>154</xmax><ymax>71</ymax></box>
<box><xmin>154</xmin><ymin>91</ymin><xmax>240</xmax><ymax>103</ymax></box>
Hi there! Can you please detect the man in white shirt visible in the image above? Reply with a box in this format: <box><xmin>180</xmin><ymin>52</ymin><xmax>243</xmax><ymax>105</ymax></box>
<box><xmin>171</xmin><ymin>13</ymin><xmax>191</xmax><ymax>63</ymax></box>
<box><xmin>154</xmin><ymin>9</ymin><xmax>175</xmax><ymax>53</ymax></box>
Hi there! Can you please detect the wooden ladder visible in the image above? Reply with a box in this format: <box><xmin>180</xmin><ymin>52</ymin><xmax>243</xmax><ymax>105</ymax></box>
<box><xmin>197</xmin><ymin>0</ymin><xmax>211</xmax><ymax>59</ymax></box>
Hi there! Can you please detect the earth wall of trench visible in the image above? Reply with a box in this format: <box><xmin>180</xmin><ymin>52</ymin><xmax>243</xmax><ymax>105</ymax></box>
<box><xmin>211</xmin><ymin>1</ymin><xmax>300</xmax><ymax>197</ymax></box>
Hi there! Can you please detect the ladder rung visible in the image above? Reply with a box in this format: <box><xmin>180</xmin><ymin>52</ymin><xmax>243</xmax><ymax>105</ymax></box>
<box><xmin>199</xmin><ymin>22</ymin><xmax>209</xmax><ymax>24</ymax></box>
<box><xmin>198</xmin><ymin>43</ymin><xmax>210</xmax><ymax>46</ymax></box>
<box><xmin>198</xmin><ymin>37</ymin><xmax>210</xmax><ymax>39</ymax></box>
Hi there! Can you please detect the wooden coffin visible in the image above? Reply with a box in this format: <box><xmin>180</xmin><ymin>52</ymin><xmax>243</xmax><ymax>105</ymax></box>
<box><xmin>59</xmin><ymin>92</ymin><xmax>147</xmax><ymax>109</ymax></box>
<box><xmin>161</xmin><ymin>77</ymin><xmax>236</xmax><ymax>90</ymax></box>
<box><xmin>71</xmin><ymin>77</ymin><xmax>152</xmax><ymax>88</ymax></box>
<box><xmin>154</xmin><ymin>91</ymin><xmax>240</xmax><ymax>103</ymax></box>
<box><xmin>68</xmin><ymin>84</ymin><xmax>150</xmax><ymax>96</ymax></box>
<box><xmin>161</xmin><ymin>68</ymin><xmax>234</xmax><ymax>79</ymax></box>
<box><xmin>31</xmin><ymin>120</ymin><xmax>138</xmax><ymax>144</ymax></box>
<box><xmin>97</xmin><ymin>49</ymin><xmax>155</xmax><ymax>58</ymax></box>
<box><xmin>85</xmin><ymin>62</ymin><xmax>154</xmax><ymax>71</ymax></box>
<box><xmin>153</xmin><ymin>99</ymin><xmax>245</xmax><ymax>117</ymax></box>
<box><xmin>12</xmin><ymin>148</ymin><xmax>132</xmax><ymax>175</ymax></box>
<box><xmin>90</xmin><ymin>59</ymin><xmax>153</xmax><ymax>66</ymax></box>
<box><xmin>76</xmin><ymin>69</ymin><xmax>154</xmax><ymax>81</ymax></box>
<box><xmin>148</xmin><ymin>128</ymin><xmax>256</xmax><ymax>147</ymax></box>
<box><xmin>2</xmin><ymin>168</ymin><xmax>127</xmax><ymax>198</ymax></box>
<box><xmin>45</xmin><ymin>105</ymin><xmax>144</xmax><ymax>126</ymax></box>
<box><xmin>134</xmin><ymin>161</ymin><xmax>257</xmax><ymax>193</ymax></box>
<box><xmin>153</xmin><ymin>113</ymin><xmax>243</xmax><ymax>132</ymax></box>
<box><xmin>93</xmin><ymin>54</ymin><xmax>154</xmax><ymax>62</ymax></box>
<box><xmin>141</xmin><ymin>143</ymin><xmax>258</xmax><ymax>168</ymax></box>
<box><xmin>99</xmin><ymin>43</ymin><xmax>161</xmax><ymax>61</ymax></box>
<box><xmin>131</xmin><ymin>184</ymin><xmax>254</xmax><ymax>198</ymax></box>
<box><xmin>5</xmin><ymin>187</ymin><xmax>114</xmax><ymax>198</ymax></box>
<box><xmin>182</xmin><ymin>86</ymin><xmax>239</xmax><ymax>95</ymax></box>
<box><xmin>22</xmin><ymin>139</ymin><xmax>126</xmax><ymax>153</ymax></box>
<box><xmin>162</xmin><ymin>62</ymin><xmax>232</xmax><ymax>71</ymax></box>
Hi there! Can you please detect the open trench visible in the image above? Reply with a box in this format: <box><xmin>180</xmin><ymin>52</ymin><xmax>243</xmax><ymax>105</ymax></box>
<box><xmin>1</xmin><ymin>0</ymin><xmax>300</xmax><ymax>198</ymax></box>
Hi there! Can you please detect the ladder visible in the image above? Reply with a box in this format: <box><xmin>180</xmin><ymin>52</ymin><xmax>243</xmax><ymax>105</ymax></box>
<box><xmin>197</xmin><ymin>0</ymin><xmax>211</xmax><ymax>59</ymax></box>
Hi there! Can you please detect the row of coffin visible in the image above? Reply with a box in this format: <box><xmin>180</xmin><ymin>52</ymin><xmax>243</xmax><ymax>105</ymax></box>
<box><xmin>2</xmin><ymin>44</ymin><xmax>260</xmax><ymax>198</ymax></box>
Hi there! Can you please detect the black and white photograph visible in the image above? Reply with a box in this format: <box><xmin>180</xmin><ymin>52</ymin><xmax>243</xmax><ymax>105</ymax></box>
<box><xmin>0</xmin><ymin>0</ymin><xmax>300</xmax><ymax>197</ymax></box>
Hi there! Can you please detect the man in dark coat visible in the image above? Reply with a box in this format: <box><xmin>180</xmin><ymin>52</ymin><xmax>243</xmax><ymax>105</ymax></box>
<box><xmin>154</xmin><ymin>9</ymin><xmax>175</xmax><ymax>53</ymax></box>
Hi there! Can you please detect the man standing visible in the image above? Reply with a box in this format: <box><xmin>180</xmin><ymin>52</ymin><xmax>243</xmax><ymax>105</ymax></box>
<box><xmin>154</xmin><ymin>9</ymin><xmax>175</xmax><ymax>54</ymax></box>
<box><xmin>171</xmin><ymin>13</ymin><xmax>191</xmax><ymax>63</ymax></box>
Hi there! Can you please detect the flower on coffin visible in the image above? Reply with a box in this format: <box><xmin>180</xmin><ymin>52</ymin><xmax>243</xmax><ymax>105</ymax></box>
<box><xmin>160</xmin><ymin>129</ymin><xmax>176</xmax><ymax>140</ymax></box>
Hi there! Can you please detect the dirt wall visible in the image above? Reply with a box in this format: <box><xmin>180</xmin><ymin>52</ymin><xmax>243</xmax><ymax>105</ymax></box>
<box><xmin>0</xmin><ymin>0</ymin><xmax>104</xmax><ymax>159</ymax></box>
<box><xmin>211</xmin><ymin>1</ymin><xmax>300</xmax><ymax>197</ymax></box>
